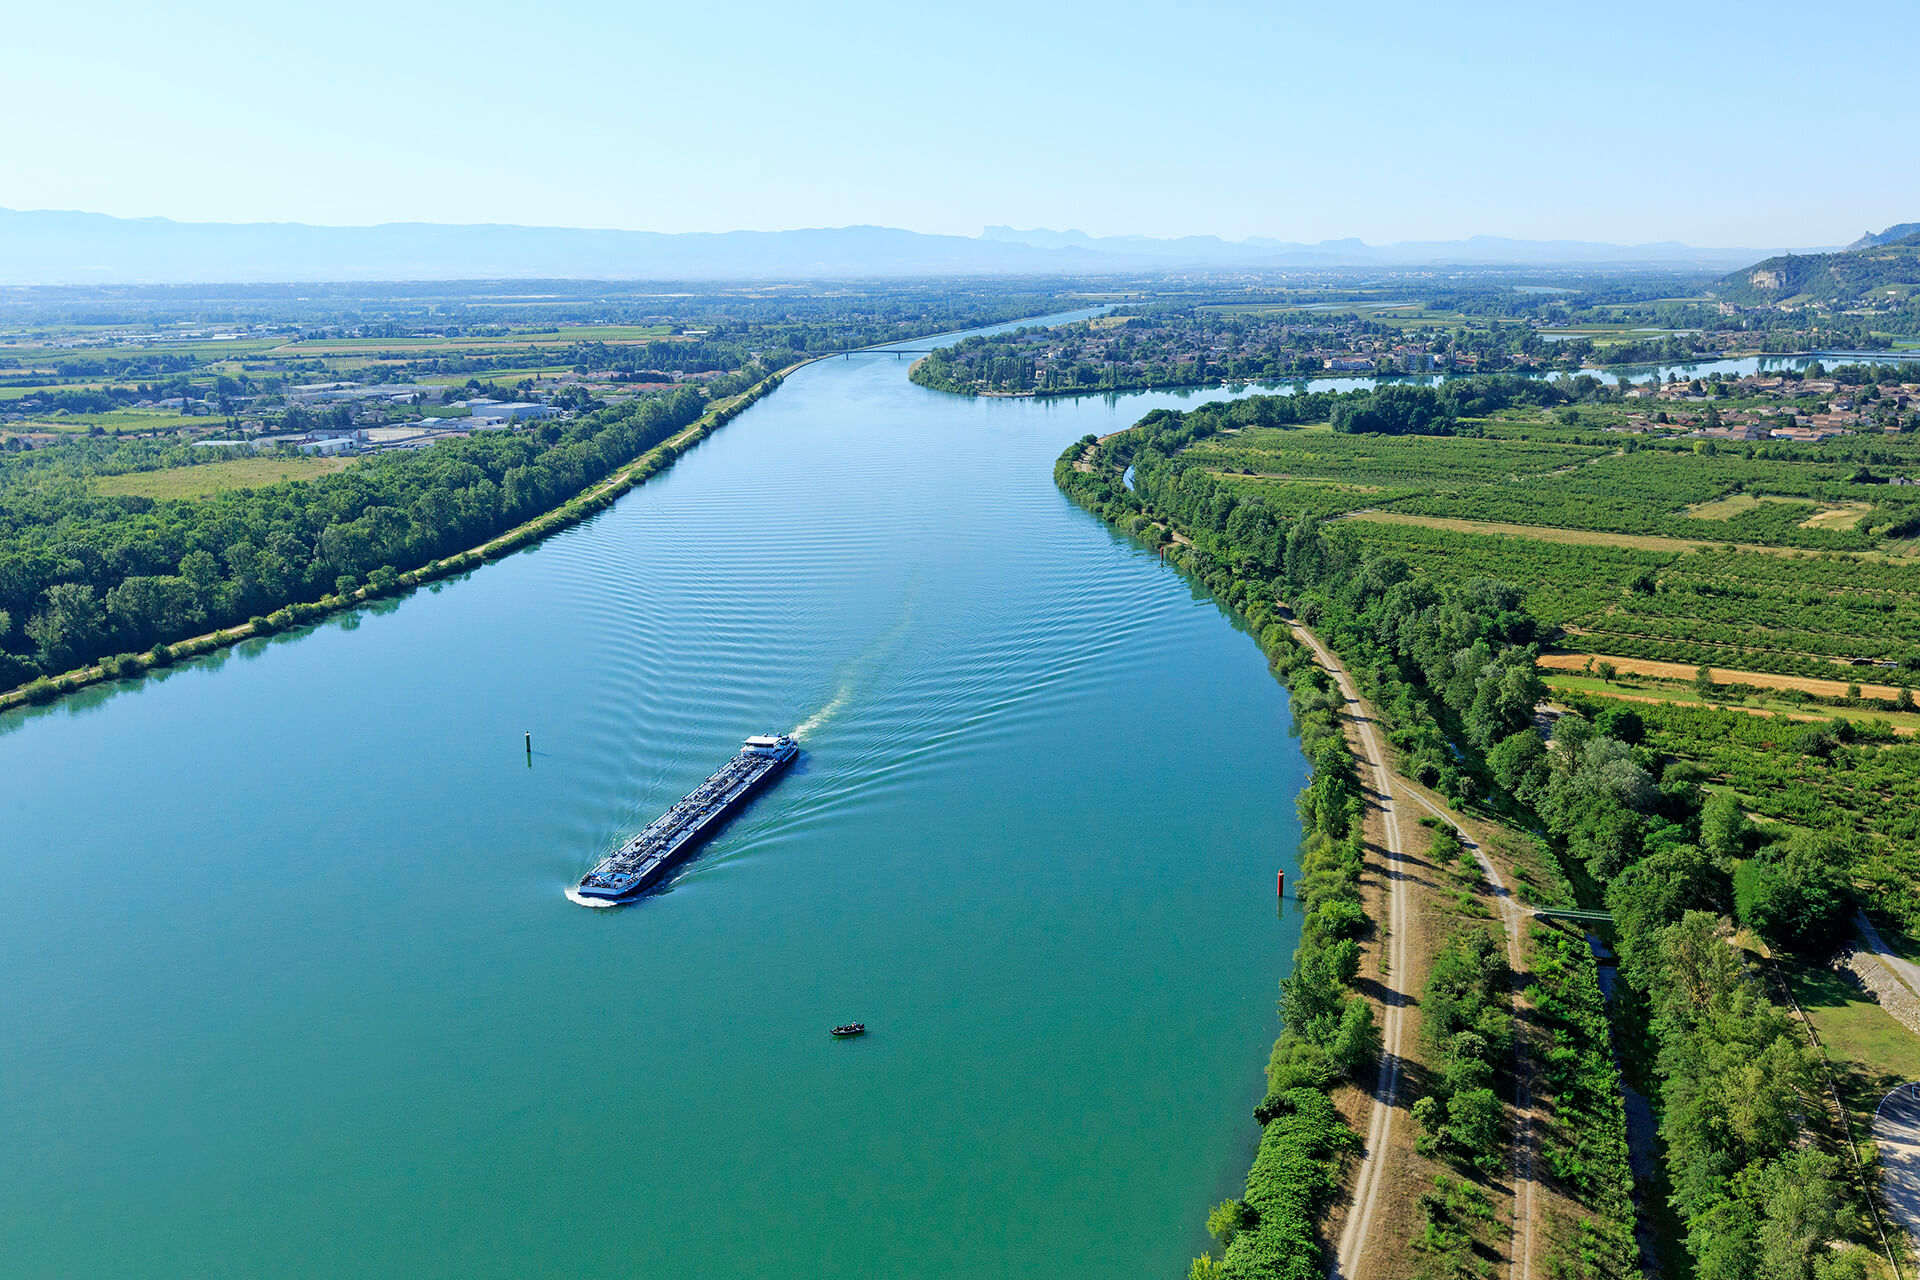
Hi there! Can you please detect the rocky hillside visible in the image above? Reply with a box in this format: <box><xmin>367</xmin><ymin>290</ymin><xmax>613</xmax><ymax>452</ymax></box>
<box><xmin>1849</xmin><ymin>221</ymin><xmax>1920</xmax><ymax>251</ymax></box>
<box><xmin>1716</xmin><ymin>232</ymin><xmax>1920</xmax><ymax>306</ymax></box>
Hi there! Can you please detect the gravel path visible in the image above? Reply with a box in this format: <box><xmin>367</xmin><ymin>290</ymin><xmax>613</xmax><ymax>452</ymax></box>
<box><xmin>1292</xmin><ymin>626</ymin><xmax>1411</xmax><ymax>1280</ymax></box>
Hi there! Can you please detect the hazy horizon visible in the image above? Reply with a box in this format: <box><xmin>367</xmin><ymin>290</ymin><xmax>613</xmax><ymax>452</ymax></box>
<box><xmin>0</xmin><ymin>207</ymin><xmax>1825</xmax><ymax>286</ymax></box>
<box><xmin>0</xmin><ymin>205</ymin><xmax>1852</xmax><ymax>252</ymax></box>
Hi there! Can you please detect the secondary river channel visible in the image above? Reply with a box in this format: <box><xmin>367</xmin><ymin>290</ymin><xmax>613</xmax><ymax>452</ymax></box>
<box><xmin>1</xmin><ymin>313</ymin><xmax>1317</xmax><ymax>1279</ymax></box>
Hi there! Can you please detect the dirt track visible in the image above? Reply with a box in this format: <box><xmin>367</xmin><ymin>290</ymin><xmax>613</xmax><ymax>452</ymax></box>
<box><xmin>1296</xmin><ymin>621</ymin><xmax>1537</xmax><ymax>1280</ymax></box>
<box><xmin>1538</xmin><ymin>652</ymin><xmax>1906</xmax><ymax>701</ymax></box>
<box><xmin>1398</xmin><ymin>787</ymin><xmax>1537</xmax><ymax>1280</ymax></box>
<box><xmin>1291</xmin><ymin>625</ymin><xmax>1416</xmax><ymax>1280</ymax></box>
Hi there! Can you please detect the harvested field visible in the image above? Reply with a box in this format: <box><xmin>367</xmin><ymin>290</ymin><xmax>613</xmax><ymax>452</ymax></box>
<box><xmin>1349</xmin><ymin>511</ymin><xmax>1723</xmax><ymax>554</ymax></box>
<box><xmin>1349</xmin><ymin>510</ymin><xmax>1905</xmax><ymax>561</ymax></box>
<box><xmin>1539</xmin><ymin>676</ymin><xmax>1920</xmax><ymax>736</ymax></box>
<box><xmin>1685</xmin><ymin>492</ymin><xmax>1788</xmax><ymax>520</ymax></box>
<box><xmin>1800</xmin><ymin>501</ymin><xmax>1874</xmax><ymax>530</ymax></box>
<box><xmin>1537</xmin><ymin>652</ymin><xmax>1908</xmax><ymax>701</ymax></box>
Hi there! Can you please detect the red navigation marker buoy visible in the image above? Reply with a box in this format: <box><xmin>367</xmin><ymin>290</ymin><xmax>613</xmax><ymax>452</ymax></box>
<box><xmin>1277</xmin><ymin>870</ymin><xmax>1285</xmax><ymax>898</ymax></box>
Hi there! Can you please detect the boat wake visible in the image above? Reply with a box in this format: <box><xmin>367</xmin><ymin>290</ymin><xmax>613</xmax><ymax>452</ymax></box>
<box><xmin>791</xmin><ymin>685</ymin><xmax>848</xmax><ymax>743</ymax></box>
<box><xmin>563</xmin><ymin>886</ymin><xmax>620</xmax><ymax>908</ymax></box>
<box><xmin>791</xmin><ymin>581</ymin><xmax>918</xmax><ymax>743</ymax></box>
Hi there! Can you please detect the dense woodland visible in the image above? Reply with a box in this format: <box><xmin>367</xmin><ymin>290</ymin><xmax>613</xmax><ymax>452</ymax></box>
<box><xmin>1716</xmin><ymin>234</ymin><xmax>1920</xmax><ymax>313</ymax></box>
<box><xmin>1061</xmin><ymin>401</ymin><xmax>1889</xmax><ymax>1280</ymax></box>
<box><xmin>0</xmin><ymin>389</ymin><xmax>707</xmax><ymax>690</ymax></box>
<box><xmin>0</xmin><ymin>284</ymin><xmax>1108</xmax><ymax>695</ymax></box>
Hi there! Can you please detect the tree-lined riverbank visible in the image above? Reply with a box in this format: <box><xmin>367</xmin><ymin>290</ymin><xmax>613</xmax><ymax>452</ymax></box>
<box><xmin>0</xmin><ymin>325</ymin><xmax>1309</xmax><ymax>1280</ymax></box>
<box><xmin>0</xmin><ymin>361</ymin><xmax>810</xmax><ymax>710</ymax></box>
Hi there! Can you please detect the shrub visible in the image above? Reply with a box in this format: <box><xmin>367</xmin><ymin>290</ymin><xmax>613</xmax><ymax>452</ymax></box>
<box><xmin>1313</xmin><ymin>898</ymin><xmax>1368</xmax><ymax>940</ymax></box>
<box><xmin>1261</xmin><ymin>1036</ymin><xmax>1332</xmax><ymax>1109</ymax></box>
<box><xmin>1207</xmin><ymin>1198</ymin><xmax>1255</xmax><ymax>1251</ymax></box>
<box><xmin>1221</xmin><ymin>1088</ymin><xmax>1356</xmax><ymax>1280</ymax></box>
<box><xmin>1327</xmin><ymin>998</ymin><xmax>1381</xmax><ymax>1079</ymax></box>
<box><xmin>23</xmin><ymin>676</ymin><xmax>58</xmax><ymax>704</ymax></box>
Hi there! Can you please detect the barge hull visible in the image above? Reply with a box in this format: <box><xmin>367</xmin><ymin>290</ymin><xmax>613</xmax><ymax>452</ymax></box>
<box><xmin>571</xmin><ymin>735</ymin><xmax>798</xmax><ymax>905</ymax></box>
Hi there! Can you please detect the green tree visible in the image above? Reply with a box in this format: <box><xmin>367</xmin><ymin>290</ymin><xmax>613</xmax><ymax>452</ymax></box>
<box><xmin>1188</xmin><ymin>1253</ymin><xmax>1225</xmax><ymax>1280</ymax></box>
<box><xmin>1488</xmin><ymin>729</ymin><xmax>1548</xmax><ymax>800</ymax></box>
<box><xmin>1734</xmin><ymin>832</ymin><xmax>1855</xmax><ymax>955</ymax></box>
<box><xmin>1327</xmin><ymin>998</ymin><xmax>1380</xmax><ymax>1079</ymax></box>
<box><xmin>1699</xmin><ymin>793</ymin><xmax>1750</xmax><ymax>867</ymax></box>
<box><xmin>1446</xmin><ymin>1088</ymin><xmax>1504</xmax><ymax>1171</ymax></box>
<box><xmin>1752</xmin><ymin>1149</ymin><xmax>1846</xmax><ymax>1280</ymax></box>
<box><xmin>1593</xmin><ymin>705</ymin><xmax>1644</xmax><ymax>744</ymax></box>
<box><xmin>1206</xmin><ymin>1198</ymin><xmax>1253</xmax><ymax>1251</ymax></box>
<box><xmin>24</xmin><ymin>583</ymin><xmax>106</xmax><ymax>668</ymax></box>
<box><xmin>1278</xmin><ymin>938</ymin><xmax>1359</xmax><ymax>1043</ymax></box>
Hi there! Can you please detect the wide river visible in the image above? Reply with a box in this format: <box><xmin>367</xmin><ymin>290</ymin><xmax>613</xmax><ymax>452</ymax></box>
<box><xmin>1</xmin><ymin>314</ymin><xmax>1316</xmax><ymax>1278</ymax></box>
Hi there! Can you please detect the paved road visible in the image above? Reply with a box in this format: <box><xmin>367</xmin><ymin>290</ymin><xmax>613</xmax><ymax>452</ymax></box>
<box><xmin>1878</xmin><ymin>1083</ymin><xmax>1920</xmax><ymax>1260</ymax></box>
<box><xmin>1860</xmin><ymin>912</ymin><xmax>1920</xmax><ymax>999</ymax></box>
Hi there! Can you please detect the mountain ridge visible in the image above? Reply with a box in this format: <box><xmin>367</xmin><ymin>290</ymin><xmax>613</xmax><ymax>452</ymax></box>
<box><xmin>981</xmin><ymin>224</ymin><xmax>1810</xmax><ymax>268</ymax></box>
<box><xmin>1714</xmin><ymin>231</ymin><xmax>1920</xmax><ymax>306</ymax></box>
<box><xmin>0</xmin><ymin>207</ymin><xmax>1833</xmax><ymax>285</ymax></box>
<box><xmin>1848</xmin><ymin>221</ymin><xmax>1920</xmax><ymax>251</ymax></box>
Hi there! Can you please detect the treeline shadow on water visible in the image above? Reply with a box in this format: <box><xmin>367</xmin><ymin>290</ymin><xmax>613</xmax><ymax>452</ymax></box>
<box><xmin>0</xmin><ymin>584</ymin><xmax>439</xmax><ymax>739</ymax></box>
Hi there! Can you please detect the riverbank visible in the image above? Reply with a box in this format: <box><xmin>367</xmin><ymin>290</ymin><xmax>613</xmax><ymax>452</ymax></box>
<box><xmin>0</xmin><ymin>358</ymin><xmax>817</xmax><ymax>712</ymax></box>
<box><xmin>1060</xmin><ymin>393</ymin><xmax>1920</xmax><ymax>1280</ymax></box>
<box><xmin>1054</xmin><ymin>423</ymin><xmax>1645</xmax><ymax>1280</ymax></box>
<box><xmin>914</xmin><ymin>347</ymin><xmax>1851</xmax><ymax>401</ymax></box>
<box><xmin>0</xmin><ymin>323</ymin><xmax>1314</xmax><ymax>1280</ymax></box>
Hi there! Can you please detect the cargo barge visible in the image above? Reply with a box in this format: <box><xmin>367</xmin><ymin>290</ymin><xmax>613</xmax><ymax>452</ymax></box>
<box><xmin>569</xmin><ymin>734</ymin><xmax>799</xmax><ymax>906</ymax></box>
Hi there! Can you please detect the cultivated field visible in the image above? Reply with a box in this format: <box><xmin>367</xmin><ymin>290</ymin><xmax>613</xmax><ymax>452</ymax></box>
<box><xmin>93</xmin><ymin>456</ymin><xmax>360</xmax><ymax>498</ymax></box>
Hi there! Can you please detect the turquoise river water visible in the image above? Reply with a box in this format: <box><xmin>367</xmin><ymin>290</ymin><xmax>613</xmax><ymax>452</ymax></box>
<box><xmin>0</xmin><ymin>316</ymin><xmax>1319</xmax><ymax>1278</ymax></box>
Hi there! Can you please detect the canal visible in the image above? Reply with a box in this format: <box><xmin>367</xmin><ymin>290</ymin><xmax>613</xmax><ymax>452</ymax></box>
<box><xmin>0</xmin><ymin>316</ymin><xmax>1312</xmax><ymax>1278</ymax></box>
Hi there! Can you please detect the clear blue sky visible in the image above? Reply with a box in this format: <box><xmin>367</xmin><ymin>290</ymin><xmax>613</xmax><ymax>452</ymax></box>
<box><xmin>7</xmin><ymin>0</ymin><xmax>1914</xmax><ymax>247</ymax></box>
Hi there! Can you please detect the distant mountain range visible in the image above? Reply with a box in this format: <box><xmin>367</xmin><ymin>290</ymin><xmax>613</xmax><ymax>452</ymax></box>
<box><xmin>979</xmin><ymin>226</ymin><xmax>1800</xmax><ymax>269</ymax></box>
<box><xmin>1716</xmin><ymin>224</ymin><xmax>1920</xmax><ymax>306</ymax></box>
<box><xmin>1848</xmin><ymin>222</ymin><xmax>1920</xmax><ymax>251</ymax></box>
<box><xmin>0</xmin><ymin>207</ymin><xmax>1832</xmax><ymax>285</ymax></box>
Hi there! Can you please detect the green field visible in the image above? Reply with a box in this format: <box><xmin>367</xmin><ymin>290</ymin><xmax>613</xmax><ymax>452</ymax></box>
<box><xmin>275</xmin><ymin>325</ymin><xmax>672</xmax><ymax>355</ymax></box>
<box><xmin>1779</xmin><ymin>960</ymin><xmax>1920</xmax><ymax>1161</ymax></box>
<box><xmin>1171</xmin><ymin>405</ymin><xmax>1920</xmax><ymax>677</ymax></box>
<box><xmin>1541</xmin><ymin>670</ymin><xmax>1920</xmax><ymax>733</ymax></box>
<box><xmin>9</xmin><ymin>409</ymin><xmax>196</xmax><ymax>434</ymax></box>
<box><xmin>417</xmin><ymin>366</ymin><xmax>575</xmax><ymax>387</ymax></box>
<box><xmin>92</xmin><ymin>456</ymin><xmax>361</xmax><ymax>498</ymax></box>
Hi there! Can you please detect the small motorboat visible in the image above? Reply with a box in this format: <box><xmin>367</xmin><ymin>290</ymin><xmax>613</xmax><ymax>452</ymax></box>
<box><xmin>830</xmin><ymin>1023</ymin><xmax>866</xmax><ymax>1038</ymax></box>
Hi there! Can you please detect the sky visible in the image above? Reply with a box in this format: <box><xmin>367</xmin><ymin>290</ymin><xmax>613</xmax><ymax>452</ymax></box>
<box><xmin>6</xmin><ymin>0</ymin><xmax>1915</xmax><ymax>248</ymax></box>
